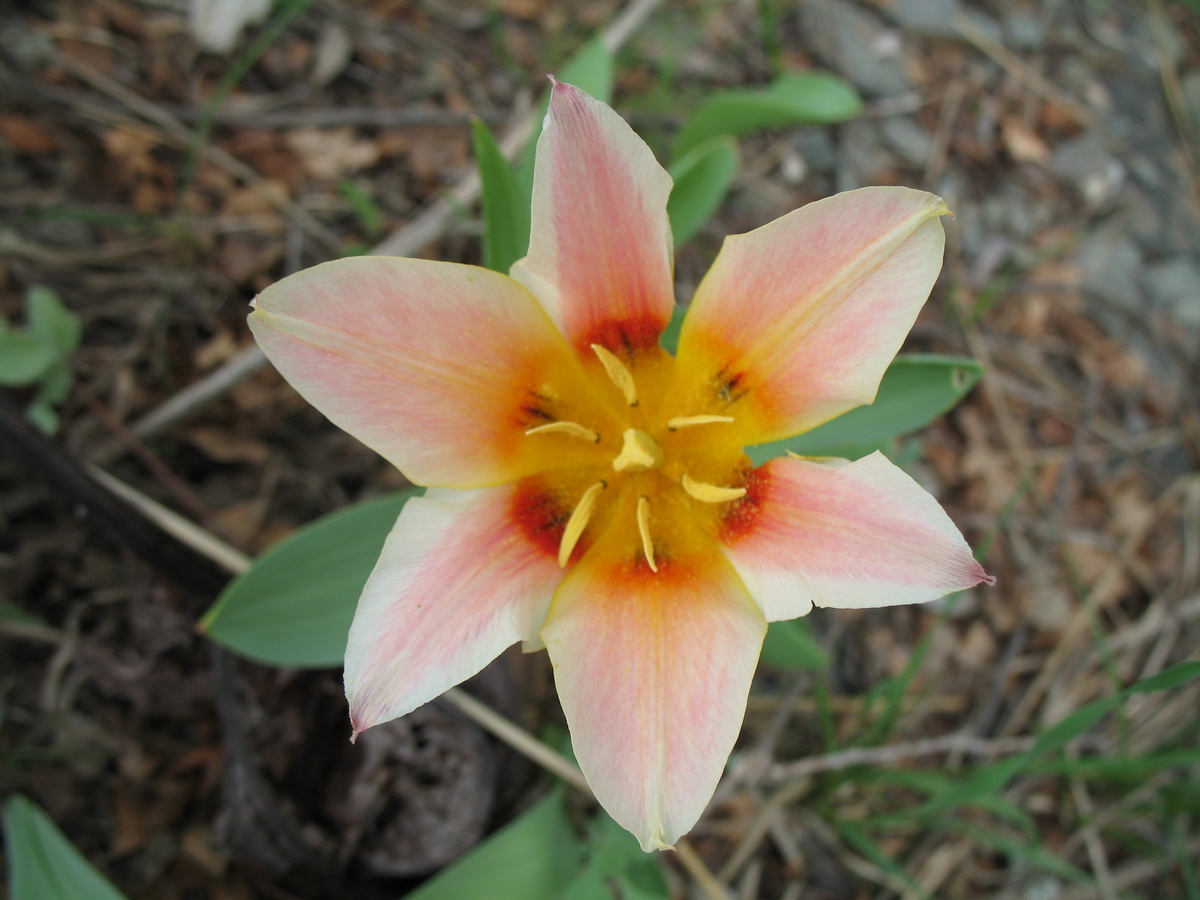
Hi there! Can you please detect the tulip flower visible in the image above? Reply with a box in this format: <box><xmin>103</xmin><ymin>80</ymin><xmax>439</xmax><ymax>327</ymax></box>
<box><xmin>249</xmin><ymin>80</ymin><xmax>993</xmax><ymax>851</ymax></box>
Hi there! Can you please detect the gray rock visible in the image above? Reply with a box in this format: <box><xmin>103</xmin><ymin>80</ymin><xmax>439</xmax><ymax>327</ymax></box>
<box><xmin>1049</xmin><ymin>132</ymin><xmax>1126</xmax><ymax>208</ymax></box>
<box><xmin>790</xmin><ymin>128</ymin><xmax>839</xmax><ymax>175</ymax></box>
<box><xmin>1143</xmin><ymin>257</ymin><xmax>1200</xmax><ymax>329</ymax></box>
<box><xmin>837</xmin><ymin>119</ymin><xmax>894</xmax><ymax>189</ymax></box>
<box><xmin>889</xmin><ymin>0</ymin><xmax>960</xmax><ymax>38</ymax></box>
<box><xmin>979</xmin><ymin>185</ymin><xmax>1043</xmax><ymax>241</ymax></box>
<box><xmin>798</xmin><ymin>0</ymin><xmax>909</xmax><ymax>98</ymax></box>
<box><xmin>1184</xmin><ymin>72</ymin><xmax>1200</xmax><ymax>131</ymax></box>
<box><xmin>1079</xmin><ymin>228</ymin><xmax>1143</xmax><ymax>312</ymax></box>
<box><xmin>1003</xmin><ymin>9</ymin><xmax>1044</xmax><ymax>50</ymax></box>
<box><xmin>952</xmin><ymin>8</ymin><xmax>1006</xmax><ymax>46</ymax></box>
<box><xmin>880</xmin><ymin>116</ymin><xmax>934</xmax><ymax>167</ymax></box>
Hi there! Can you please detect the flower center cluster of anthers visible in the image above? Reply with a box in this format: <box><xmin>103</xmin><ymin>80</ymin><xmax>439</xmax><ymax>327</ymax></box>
<box><xmin>523</xmin><ymin>343</ymin><xmax>748</xmax><ymax>573</ymax></box>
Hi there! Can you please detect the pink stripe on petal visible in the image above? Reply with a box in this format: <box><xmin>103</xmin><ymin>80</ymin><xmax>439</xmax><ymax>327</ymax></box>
<box><xmin>675</xmin><ymin>187</ymin><xmax>949</xmax><ymax>443</ymax></box>
<box><xmin>250</xmin><ymin>257</ymin><xmax>585</xmax><ymax>488</ymax></box>
<box><xmin>541</xmin><ymin>552</ymin><xmax>766</xmax><ymax>851</ymax></box>
<box><xmin>722</xmin><ymin>454</ymin><xmax>993</xmax><ymax>621</ymax></box>
<box><xmin>345</xmin><ymin>485</ymin><xmax>564</xmax><ymax>735</ymax></box>
<box><xmin>511</xmin><ymin>81</ymin><xmax>675</xmax><ymax>353</ymax></box>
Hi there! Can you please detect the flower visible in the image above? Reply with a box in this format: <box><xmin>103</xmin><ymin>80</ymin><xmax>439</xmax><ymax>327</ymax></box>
<box><xmin>248</xmin><ymin>80</ymin><xmax>993</xmax><ymax>852</ymax></box>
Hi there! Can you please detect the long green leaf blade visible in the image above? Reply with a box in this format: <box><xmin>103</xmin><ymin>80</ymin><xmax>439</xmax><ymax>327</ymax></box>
<box><xmin>0</xmin><ymin>333</ymin><xmax>56</xmax><ymax>385</ymax></box>
<box><xmin>4</xmin><ymin>795</ymin><xmax>129</xmax><ymax>900</ymax></box>
<box><xmin>759</xmin><ymin>618</ymin><xmax>830</xmax><ymax>670</ymax></box>
<box><xmin>199</xmin><ymin>490</ymin><xmax>420</xmax><ymax>667</ymax></box>
<box><xmin>473</xmin><ymin>118</ymin><xmax>531</xmax><ymax>273</ymax></box>
<box><xmin>667</xmin><ymin>137</ymin><xmax>738</xmax><ymax>246</ymax></box>
<box><xmin>673</xmin><ymin>72</ymin><xmax>862</xmax><ymax>160</ymax></box>
<box><xmin>517</xmin><ymin>37</ymin><xmax>615</xmax><ymax>203</ymax></box>
<box><xmin>405</xmin><ymin>791</ymin><xmax>582</xmax><ymax>900</ymax></box>
<box><xmin>747</xmin><ymin>355</ymin><xmax>983</xmax><ymax>464</ymax></box>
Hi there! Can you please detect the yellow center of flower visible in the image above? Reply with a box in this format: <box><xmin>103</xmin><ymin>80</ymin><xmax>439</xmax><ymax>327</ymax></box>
<box><xmin>519</xmin><ymin>341</ymin><xmax>752</xmax><ymax>574</ymax></box>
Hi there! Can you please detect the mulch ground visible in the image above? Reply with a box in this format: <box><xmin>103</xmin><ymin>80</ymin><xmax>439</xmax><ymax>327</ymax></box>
<box><xmin>2</xmin><ymin>0</ymin><xmax>1198</xmax><ymax>898</ymax></box>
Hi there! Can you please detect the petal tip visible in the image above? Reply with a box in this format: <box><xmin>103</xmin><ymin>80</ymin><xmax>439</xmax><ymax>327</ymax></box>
<box><xmin>635</xmin><ymin>820</ymin><xmax>676</xmax><ymax>853</ymax></box>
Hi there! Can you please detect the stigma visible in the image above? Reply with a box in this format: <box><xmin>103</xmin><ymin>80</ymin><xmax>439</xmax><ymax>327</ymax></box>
<box><xmin>522</xmin><ymin>343</ymin><xmax>749</xmax><ymax>574</ymax></box>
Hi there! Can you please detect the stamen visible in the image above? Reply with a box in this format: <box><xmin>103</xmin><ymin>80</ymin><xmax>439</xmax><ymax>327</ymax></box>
<box><xmin>612</xmin><ymin>428</ymin><xmax>664</xmax><ymax>472</ymax></box>
<box><xmin>524</xmin><ymin>421</ymin><xmax>600</xmax><ymax>442</ymax></box>
<box><xmin>636</xmin><ymin>496</ymin><xmax>657</xmax><ymax>573</ymax></box>
<box><xmin>558</xmin><ymin>480</ymin><xmax>605</xmax><ymax>567</ymax></box>
<box><xmin>681</xmin><ymin>472</ymin><xmax>746</xmax><ymax>503</ymax></box>
<box><xmin>667</xmin><ymin>414</ymin><xmax>735</xmax><ymax>430</ymax></box>
<box><xmin>590</xmin><ymin>343</ymin><xmax>638</xmax><ymax>406</ymax></box>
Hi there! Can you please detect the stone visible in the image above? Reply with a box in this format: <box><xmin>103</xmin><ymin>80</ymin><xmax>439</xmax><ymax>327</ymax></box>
<box><xmin>1049</xmin><ymin>132</ymin><xmax>1125</xmax><ymax>208</ymax></box>
<box><xmin>790</xmin><ymin>128</ymin><xmax>839</xmax><ymax>175</ymax></box>
<box><xmin>1003</xmin><ymin>9</ymin><xmax>1044</xmax><ymax>50</ymax></box>
<box><xmin>798</xmin><ymin>0</ymin><xmax>909</xmax><ymax>98</ymax></box>
<box><xmin>889</xmin><ymin>0</ymin><xmax>960</xmax><ymax>38</ymax></box>
<box><xmin>1079</xmin><ymin>228</ymin><xmax>1143</xmax><ymax>312</ymax></box>
<box><xmin>880</xmin><ymin>116</ymin><xmax>934</xmax><ymax>167</ymax></box>
<box><xmin>1143</xmin><ymin>256</ymin><xmax>1200</xmax><ymax>330</ymax></box>
<box><xmin>837</xmin><ymin>119</ymin><xmax>894</xmax><ymax>189</ymax></box>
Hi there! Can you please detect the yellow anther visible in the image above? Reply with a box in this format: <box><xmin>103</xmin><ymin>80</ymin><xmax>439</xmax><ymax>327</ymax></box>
<box><xmin>558</xmin><ymin>480</ymin><xmax>605</xmax><ymax>567</ymax></box>
<box><xmin>636</xmin><ymin>496</ymin><xmax>657</xmax><ymax>573</ymax></box>
<box><xmin>612</xmin><ymin>428</ymin><xmax>663</xmax><ymax>473</ymax></box>
<box><xmin>524</xmin><ymin>421</ymin><xmax>599</xmax><ymax>442</ymax></box>
<box><xmin>590</xmin><ymin>343</ymin><xmax>638</xmax><ymax>406</ymax></box>
<box><xmin>666</xmin><ymin>414</ymin><xmax>735</xmax><ymax>430</ymax></box>
<box><xmin>681</xmin><ymin>472</ymin><xmax>746</xmax><ymax>503</ymax></box>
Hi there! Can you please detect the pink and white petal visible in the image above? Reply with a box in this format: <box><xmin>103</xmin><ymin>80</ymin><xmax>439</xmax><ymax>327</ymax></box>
<box><xmin>721</xmin><ymin>453</ymin><xmax>993</xmax><ymax>621</ymax></box>
<box><xmin>673</xmin><ymin>187</ymin><xmax>949</xmax><ymax>444</ymax></box>
<box><xmin>510</xmin><ymin>80</ymin><xmax>675</xmax><ymax>354</ymax></box>
<box><xmin>345</xmin><ymin>484</ymin><xmax>563</xmax><ymax>736</ymax></box>
<box><xmin>540</xmin><ymin>550</ymin><xmax>766</xmax><ymax>851</ymax></box>
<box><xmin>250</xmin><ymin>256</ymin><xmax>584</xmax><ymax>489</ymax></box>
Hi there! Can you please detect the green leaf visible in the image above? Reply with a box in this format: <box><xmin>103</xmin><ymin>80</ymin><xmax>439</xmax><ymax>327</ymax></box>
<box><xmin>960</xmin><ymin>822</ymin><xmax>1089</xmax><ymax>882</ymax></box>
<box><xmin>517</xmin><ymin>37</ymin><xmax>615</xmax><ymax>204</ymax></box>
<box><xmin>835</xmin><ymin>819</ymin><xmax>926</xmax><ymax>898</ymax></box>
<box><xmin>0</xmin><ymin>333</ymin><xmax>56</xmax><ymax>386</ymax></box>
<box><xmin>974</xmin><ymin>659</ymin><xmax>1200</xmax><ymax>790</ymax></box>
<box><xmin>864</xmin><ymin>768</ymin><xmax>1034</xmax><ymax>832</ymax></box>
<box><xmin>658</xmin><ymin>302</ymin><xmax>687</xmax><ymax>355</ymax></box>
<box><xmin>4</xmin><ymin>794</ymin><xmax>130</xmax><ymax>900</ymax></box>
<box><xmin>405</xmin><ymin>791</ymin><xmax>583</xmax><ymax>900</ymax></box>
<box><xmin>1028</xmin><ymin>748</ymin><xmax>1200</xmax><ymax>781</ymax></box>
<box><xmin>759</xmin><ymin>618</ymin><xmax>829</xmax><ymax>670</ymax></box>
<box><xmin>24</xmin><ymin>400</ymin><xmax>59</xmax><ymax>435</ymax></box>
<box><xmin>1126</xmin><ymin>659</ymin><xmax>1200</xmax><ymax>694</ymax></box>
<box><xmin>0</xmin><ymin>598</ymin><xmax>47</xmax><ymax>628</ymax></box>
<box><xmin>199</xmin><ymin>490</ymin><xmax>421</xmax><ymax>667</ymax></box>
<box><xmin>747</xmin><ymin>355</ymin><xmax>983</xmax><ymax>464</ymax></box>
<box><xmin>562</xmin><ymin>812</ymin><xmax>669</xmax><ymax>900</ymax></box>
<box><xmin>667</xmin><ymin>137</ymin><xmax>738</xmax><ymax>246</ymax></box>
<box><xmin>673</xmin><ymin>72</ymin><xmax>863</xmax><ymax>160</ymax></box>
<box><xmin>35</xmin><ymin>363</ymin><xmax>73</xmax><ymax>406</ymax></box>
<box><xmin>473</xmin><ymin>118</ymin><xmax>531</xmax><ymax>274</ymax></box>
<box><xmin>26</xmin><ymin>285</ymin><xmax>81</xmax><ymax>354</ymax></box>
<box><xmin>556</xmin><ymin>37</ymin><xmax>615</xmax><ymax>105</ymax></box>
<box><xmin>338</xmin><ymin>180</ymin><xmax>384</xmax><ymax>240</ymax></box>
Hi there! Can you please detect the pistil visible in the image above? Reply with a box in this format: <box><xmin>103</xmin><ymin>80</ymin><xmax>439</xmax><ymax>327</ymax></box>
<box><xmin>612</xmin><ymin>428</ymin><xmax>664</xmax><ymax>472</ymax></box>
